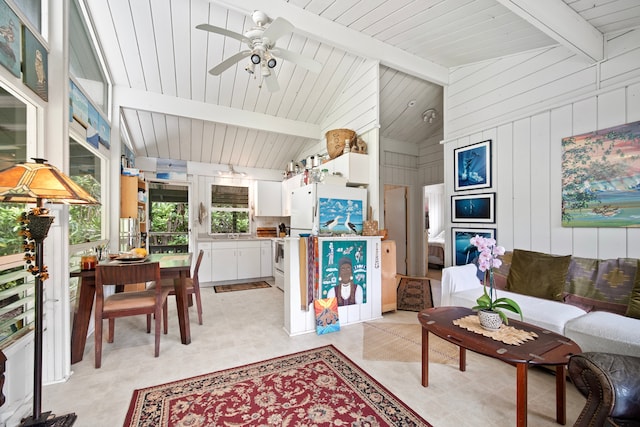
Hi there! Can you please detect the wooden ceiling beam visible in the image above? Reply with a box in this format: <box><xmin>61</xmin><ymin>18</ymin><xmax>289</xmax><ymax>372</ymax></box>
<box><xmin>495</xmin><ymin>0</ymin><xmax>603</xmax><ymax>62</ymax></box>
<box><xmin>113</xmin><ymin>86</ymin><xmax>320</xmax><ymax>140</ymax></box>
<box><xmin>213</xmin><ymin>0</ymin><xmax>450</xmax><ymax>86</ymax></box>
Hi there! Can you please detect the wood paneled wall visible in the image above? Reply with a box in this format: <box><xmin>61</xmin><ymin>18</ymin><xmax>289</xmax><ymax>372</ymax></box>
<box><xmin>442</xmin><ymin>29</ymin><xmax>640</xmax><ymax>264</ymax></box>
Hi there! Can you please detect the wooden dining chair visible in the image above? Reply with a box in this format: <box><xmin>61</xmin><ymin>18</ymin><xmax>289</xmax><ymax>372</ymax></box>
<box><xmin>153</xmin><ymin>250</ymin><xmax>204</xmax><ymax>331</ymax></box>
<box><xmin>94</xmin><ymin>262</ymin><xmax>170</xmax><ymax>368</ymax></box>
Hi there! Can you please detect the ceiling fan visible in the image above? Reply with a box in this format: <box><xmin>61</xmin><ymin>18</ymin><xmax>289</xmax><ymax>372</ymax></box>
<box><xmin>196</xmin><ymin>10</ymin><xmax>322</xmax><ymax>92</ymax></box>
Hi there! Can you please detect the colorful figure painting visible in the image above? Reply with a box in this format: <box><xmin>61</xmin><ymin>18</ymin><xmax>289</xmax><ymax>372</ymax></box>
<box><xmin>0</xmin><ymin>1</ymin><xmax>20</xmax><ymax>77</ymax></box>
<box><xmin>314</xmin><ymin>297</ymin><xmax>340</xmax><ymax>335</ymax></box>
<box><xmin>321</xmin><ymin>240</ymin><xmax>367</xmax><ymax>306</ymax></box>
<box><xmin>562</xmin><ymin>120</ymin><xmax>640</xmax><ymax>227</ymax></box>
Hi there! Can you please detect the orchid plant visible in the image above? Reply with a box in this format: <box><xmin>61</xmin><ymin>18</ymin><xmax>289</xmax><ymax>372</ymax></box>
<box><xmin>470</xmin><ymin>235</ymin><xmax>522</xmax><ymax>324</ymax></box>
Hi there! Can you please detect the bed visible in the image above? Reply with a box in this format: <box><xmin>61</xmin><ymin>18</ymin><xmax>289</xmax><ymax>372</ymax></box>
<box><xmin>428</xmin><ymin>230</ymin><xmax>445</xmax><ymax>267</ymax></box>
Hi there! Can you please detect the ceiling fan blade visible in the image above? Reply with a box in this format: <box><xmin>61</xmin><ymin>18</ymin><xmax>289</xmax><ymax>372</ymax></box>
<box><xmin>209</xmin><ymin>50</ymin><xmax>251</xmax><ymax>76</ymax></box>
<box><xmin>262</xmin><ymin>17</ymin><xmax>294</xmax><ymax>43</ymax></box>
<box><xmin>270</xmin><ymin>48</ymin><xmax>322</xmax><ymax>74</ymax></box>
<box><xmin>265</xmin><ymin>73</ymin><xmax>280</xmax><ymax>92</ymax></box>
<box><xmin>196</xmin><ymin>23</ymin><xmax>250</xmax><ymax>44</ymax></box>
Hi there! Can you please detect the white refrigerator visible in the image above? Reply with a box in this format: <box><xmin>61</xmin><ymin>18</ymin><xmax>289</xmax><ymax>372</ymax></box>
<box><xmin>290</xmin><ymin>184</ymin><xmax>367</xmax><ymax>236</ymax></box>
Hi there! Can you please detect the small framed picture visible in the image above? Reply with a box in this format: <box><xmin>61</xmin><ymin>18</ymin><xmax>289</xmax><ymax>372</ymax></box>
<box><xmin>452</xmin><ymin>227</ymin><xmax>496</xmax><ymax>266</ymax></box>
<box><xmin>0</xmin><ymin>0</ymin><xmax>21</xmax><ymax>77</ymax></box>
<box><xmin>451</xmin><ymin>193</ymin><xmax>495</xmax><ymax>223</ymax></box>
<box><xmin>22</xmin><ymin>26</ymin><xmax>48</xmax><ymax>101</ymax></box>
<box><xmin>454</xmin><ymin>139</ymin><xmax>492</xmax><ymax>191</ymax></box>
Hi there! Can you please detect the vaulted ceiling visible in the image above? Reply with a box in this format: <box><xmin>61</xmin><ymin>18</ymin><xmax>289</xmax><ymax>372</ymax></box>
<box><xmin>85</xmin><ymin>0</ymin><xmax>640</xmax><ymax>172</ymax></box>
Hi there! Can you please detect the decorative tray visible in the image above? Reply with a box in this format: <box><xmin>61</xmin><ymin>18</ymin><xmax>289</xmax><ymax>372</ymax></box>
<box><xmin>114</xmin><ymin>254</ymin><xmax>148</xmax><ymax>263</ymax></box>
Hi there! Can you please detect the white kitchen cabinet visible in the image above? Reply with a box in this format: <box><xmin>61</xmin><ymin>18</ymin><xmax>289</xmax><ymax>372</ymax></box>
<box><xmin>211</xmin><ymin>241</ymin><xmax>238</xmax><ymax>282</ymax></box>
<box><xmin>209</xmin><ymin>240</ymin><xmax>263</xmax><ymax>282</ymax></box>
<box><xmin>197</xmin><ymin>242</ymin><xmax>213</xmax><ymax>283</ymax></box>
<box><xmin>324</xmin><ymin>152</ymin><xmax>369</xmax><ymax>185</ymax></box>
<box><xmin>255</xmin><ymin>181</ymin><xmax>282</xmax><ymax>216</ymax></box>
<box><xmin>237</xmin><ymin>241</ymin><xmax>261</xmax><ymax>280</ymax></box>
<box><xmin>260</xmin><ymin>240</ymin><xmax>272</xmax><ymax>277</ymax></box>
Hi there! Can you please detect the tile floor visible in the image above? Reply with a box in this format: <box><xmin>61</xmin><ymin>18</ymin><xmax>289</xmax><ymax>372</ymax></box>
<box><xmin>42</xmin><ymin>276</ymin><xmax>586</xmax><ymax>427</ymax></box>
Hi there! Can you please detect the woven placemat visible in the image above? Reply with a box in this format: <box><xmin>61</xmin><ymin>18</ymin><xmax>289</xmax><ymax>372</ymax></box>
<box><xmin>453</xmin><ymin>314</ymin><xmax>538</xmax><ymax>345</ymax></box>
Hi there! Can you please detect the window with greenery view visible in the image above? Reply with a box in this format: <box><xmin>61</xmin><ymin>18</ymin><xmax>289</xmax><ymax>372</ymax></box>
<box><xmin>0</xmin><ymin>86</ymin><xmax>28</xmax><ymax>256</ymax></box>
<box><xmin>0</xmin><ymin>85</ymin><xmax>32</xmax><ymax>347</ymax></box>
<box><xmin>149</xmin><ymin>183</ymin><xmax>189</xmax><ymax>250</ymax></box>
<box><xmin>69</xmin><ymin>138</ymin><xmax>102</xmax><ymax>244</ymax></box>
<box><xmin>211</xmin><ymin>185</ymin><xmax>249</xmax><ymax>235</ymax></box>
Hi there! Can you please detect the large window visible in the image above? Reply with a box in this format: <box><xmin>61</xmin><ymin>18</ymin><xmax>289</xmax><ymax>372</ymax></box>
<box><xmin>69</xmin><ymin>0</ymin><xmax>109</xmax><ymax>113</ymax></box>
<box><xmin>0</xmin><ymin>85</ymin><xmax>32</xmax><ymax>347</ymax></box>
<box><xmin>210</xmin><ymin>185</ymin><xmax>249</xmax><ymax>235</ymax></box>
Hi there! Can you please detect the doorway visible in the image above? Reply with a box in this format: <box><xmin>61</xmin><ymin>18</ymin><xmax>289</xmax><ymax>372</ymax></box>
<box><xmin>147</xmin><ymin>182</ymin><xmax>191</xmax><ymax>253</ymax></box>
<box><xmin>384</xmin><ymin>185</ymin><xmax>407</xmax><ymax>275</ymax></box>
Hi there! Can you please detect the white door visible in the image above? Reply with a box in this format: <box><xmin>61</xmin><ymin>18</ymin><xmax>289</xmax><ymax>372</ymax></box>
<box><xmin>384</xmin><ymin>186</ymin><xmax>407</xmax><ymax>275</ymax></box>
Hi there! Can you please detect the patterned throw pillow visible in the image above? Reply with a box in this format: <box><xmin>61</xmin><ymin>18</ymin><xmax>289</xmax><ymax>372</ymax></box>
<box><xmin>565</xmin><ymin>257</ymin><xmax>637</xmax><ymax>315</ymax></box>
<box><xmin>626</xmin><ymin>268</ymin><xmax>640</xmax><ymax>319</ymax></box>
<box><xmin>506</xmin><ymin>249</ymin><xmax>571</xmax><ymax>301</ymax></box>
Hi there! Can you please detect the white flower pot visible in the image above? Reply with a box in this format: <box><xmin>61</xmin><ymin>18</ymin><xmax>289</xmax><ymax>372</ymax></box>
<box><xmin>478</xmin><ymin>309</ymin><xmax>502</xmax><ymax>331</ymax></box>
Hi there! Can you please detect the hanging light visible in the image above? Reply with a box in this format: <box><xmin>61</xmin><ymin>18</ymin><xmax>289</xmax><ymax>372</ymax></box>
<box><xmin>250</xmin><ymin>53</ymin><xmax>261</xmax><ymax>64</ymax></box>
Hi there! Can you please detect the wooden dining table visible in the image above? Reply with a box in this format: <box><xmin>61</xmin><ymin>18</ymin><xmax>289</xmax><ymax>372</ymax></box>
<box><xmin>70</xmin><ymin>252</ymin><xmax>193</xmax><ymax>364</ymax></box>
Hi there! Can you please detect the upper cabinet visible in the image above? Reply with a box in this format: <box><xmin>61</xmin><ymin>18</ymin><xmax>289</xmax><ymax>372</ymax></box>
<box><xmin>120</xmin><ymin>175</ymin><xmax>147</xmax><ymax>230</ymax></box>
<box><xmin>323</xmin><ymin>152</ymin><xmax>369</xmax><ymax>186</ymax></box>
<box><xmin>254</xmin><ymin>181</ymin><xmax>283</xmax><ymax>217</ymax></box>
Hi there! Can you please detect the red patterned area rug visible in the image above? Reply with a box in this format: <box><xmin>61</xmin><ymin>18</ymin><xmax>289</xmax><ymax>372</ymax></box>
<box><xmin>124</xmin><ymin>345</ymin><xmax>432</xmax><ymax>426</ymax></box>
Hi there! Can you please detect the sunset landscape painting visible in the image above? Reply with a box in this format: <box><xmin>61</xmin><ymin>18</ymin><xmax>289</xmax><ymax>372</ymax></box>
<box><xmin>562</xmin><ymin>121</ymin><xmax>640</xmax><ymax>227</ymax></box>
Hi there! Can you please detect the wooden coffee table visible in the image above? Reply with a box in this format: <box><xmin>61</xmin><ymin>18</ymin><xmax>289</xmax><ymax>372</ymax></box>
<box><xmin>418</xmin><ymin>306</ymin><xmax>581</xmax><ymax>427</ymax></box>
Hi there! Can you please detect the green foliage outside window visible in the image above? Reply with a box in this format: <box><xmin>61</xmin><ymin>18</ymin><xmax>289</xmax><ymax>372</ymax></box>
<box><xmin>150</xmin><ymin>202</ymin><xmax>189</xmax><ymax>245</ymax></box>
<box><xmin>0</xmin><ymin>205</ymin><xmax>26</xmax><ymax>257</ymax></box>
<box><xmin>69</xmin><ymin>174</ymin><xmax>102</xmax><ymax>244</ymax></box>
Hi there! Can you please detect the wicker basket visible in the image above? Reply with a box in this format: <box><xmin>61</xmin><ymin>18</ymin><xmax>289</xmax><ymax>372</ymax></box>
<box><xmin>362</xmin><ymin>220</ymin><xmax>379</xmax><ymax>236</ymax></box>
<box><xmin>326</xmin><ymin>128</ymin><xmax>356</xmax><ymax>159</ymax></box>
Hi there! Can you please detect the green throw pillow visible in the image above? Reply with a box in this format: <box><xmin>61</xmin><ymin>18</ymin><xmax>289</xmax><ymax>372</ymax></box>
<box><xmin>506</xmin><ymin>249</ymin><xmax>571</xmax><ymax>301</ymax></box>
<box><xmin>625</xmin><ymin>260</ymin><xmax>640</xmax><ymax>319</ymax></box>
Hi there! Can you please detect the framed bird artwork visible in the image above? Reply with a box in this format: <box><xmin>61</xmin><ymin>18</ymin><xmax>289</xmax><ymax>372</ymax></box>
<box><xmin>22</xmin><ymin>26</ymin><xmax>47</xmax><ymax>101</ymax></box>
<box><xmin>0</xmin><ymin>0</ymin><xmax>21</xmax><ymax>77</ymax></box>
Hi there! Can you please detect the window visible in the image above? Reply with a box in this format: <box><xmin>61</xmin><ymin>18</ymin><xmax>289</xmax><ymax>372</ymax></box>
<box><xmin>12</xmin><ymin>0</ymin><xmax>43</xmax><ymax>34</ymax></box>
<box><xmin>69</xmin><ymin>0</ymin><xmax>109</xmax><ymax>113</ymax></box>
<box><xmin>0</xmin><ymin>85</ymin><xmax>33</xmax><ymax>347</ymax></box>
<box><xmin>68</xmin><ymin>137</ymin><xmax>102</xmax><ymax>244</ymax></box>
<box><xmin>210</xmin><ymin>185</ymin><xmax>249</xmax><ymax>235</ymax></box>
<box><xmin>149</xmin><ymin>182</ymin><xmax>189</xmax><ymax>253</ymax></box>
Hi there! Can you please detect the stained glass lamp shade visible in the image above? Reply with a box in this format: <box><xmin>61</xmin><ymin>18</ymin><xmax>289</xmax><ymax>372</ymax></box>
<box><xmin>0</xmin><ymin>158</ymin><xmax>98</xmax><ymax>426</ymax></box>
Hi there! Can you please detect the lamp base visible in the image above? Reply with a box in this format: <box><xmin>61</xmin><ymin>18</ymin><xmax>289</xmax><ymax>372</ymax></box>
<box><xmin>20</xmin><ymin>411</ymin><xmax>77</xmax><ymax>427</ymax></box>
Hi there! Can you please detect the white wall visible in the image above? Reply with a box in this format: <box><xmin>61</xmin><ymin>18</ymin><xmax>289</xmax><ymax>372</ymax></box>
<box><xmin>442</xmin><ymin>29</ymin><xmax>640</xmax><ymax>264</ymax></box>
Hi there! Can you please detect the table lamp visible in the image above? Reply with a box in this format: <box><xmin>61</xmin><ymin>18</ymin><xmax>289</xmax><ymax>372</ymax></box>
<box><xmin>0</xmin><ymin>158</ymin><xmax>98</xmax><ymax>426</ymax></box>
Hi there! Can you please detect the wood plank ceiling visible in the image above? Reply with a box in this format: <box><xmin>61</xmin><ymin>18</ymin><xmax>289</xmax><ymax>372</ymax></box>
<box><xmin>85</xmin><ymin>0</ymin><xmax>640</xmax><ymax>172</ymax></box>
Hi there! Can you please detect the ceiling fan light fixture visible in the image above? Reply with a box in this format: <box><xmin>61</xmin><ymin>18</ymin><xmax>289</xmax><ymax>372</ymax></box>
<box><xmin>250</xmin><ymin>53</ymin><xmax>261</xmax><ymax>64</ymax></box>
<box><xmin>267</xmin><ymin>57</ymin><xmax>277</xmax><ymax>68</ymax></box>
<box><xmin>422</xmin><ymin>108</ymin><xmax>437</xmax><ymax>124</ymax></box>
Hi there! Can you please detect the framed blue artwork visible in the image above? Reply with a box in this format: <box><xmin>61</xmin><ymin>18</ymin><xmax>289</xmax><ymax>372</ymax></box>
<box><xmin>452</xmin><ymin>227</ymin><xmax>496</xmax><ymax>266</ymax></box>
<box><xmin>451</xmin><ymin>193</ymin><xmax>495</xmax><ymax>223</ymax></box>
<box><xmin>0</xmin><ymin>0</ymin><xmax>20</xmax><ymax>77</ymax></box>
<box><xmin>454</xmin><ymin>139</ymin><xmax>492</xmax><ymax>191</ymax></box>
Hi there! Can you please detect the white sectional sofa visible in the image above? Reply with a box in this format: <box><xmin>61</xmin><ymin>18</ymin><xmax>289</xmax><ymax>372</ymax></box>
<box><xmin>440</xmin><ymin>252</ymin><xmax>640</xmax><ymax>357</ymax></box>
